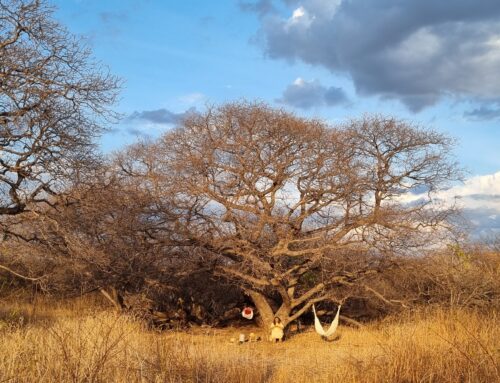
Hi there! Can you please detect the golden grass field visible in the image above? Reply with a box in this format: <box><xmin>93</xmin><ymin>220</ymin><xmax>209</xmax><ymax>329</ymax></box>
<box><xmin>0</xmin><ymin>298</ymin><xmax>498</xmax><ymax>383</ymax></box>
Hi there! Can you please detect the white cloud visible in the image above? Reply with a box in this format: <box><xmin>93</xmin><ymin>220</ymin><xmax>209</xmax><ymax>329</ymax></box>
<box><xmin>399</xmin><ymin>171</ymin><xmax>500</xmax><ymax>236</ymax></box>
<box><xmin>286</xmin><ymin>6</ymin><xmax>313</xmax><ymax>29</ymax></box>
<box><xmin>438</xmin><ymin>172</ymin><xmax>500</xmax><ymax>211</ymax></box>
<box><xmin>293</xmin><ymin>77</ymin><xmax>305</xmax><ymax>86</ymax></box>
<box><xmin>403</xmin><ymin>171</ymin><xmax>500</xmax><ymax>211</ymax></box>
<box><xmin>291</xmin><ymin>7</ymin><xmax>305</xmax><ymax>20</ymax></box>
<box><xmin>179</xmin><ymin>92</ymin><xmax>206</xmax><ymax>104</ymax></box>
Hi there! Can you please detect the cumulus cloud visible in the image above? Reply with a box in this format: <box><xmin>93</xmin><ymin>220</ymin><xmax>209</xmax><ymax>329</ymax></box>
<box><xmin>254</xmin><ymin>0</ymin><xmax>500</xmax><ymax>111</ymax></box>
<box><xmin>279</xmin><ymin>77</ymin><xmax>348</xmax><ymax>109</ymax></box>
<box><xmin>129</xmin><ymin>107</ymin><xmax>196</xmax><ymax>125</ymax></box>
<box><xmin>407</xmin><ymin>171</ymin><xmax>500</xmax><ymax>211</ymax></box>
<box><xmin>463</xmin><ymin>208</ymin><xmax>500</xmax><ymax>236</ymax></box>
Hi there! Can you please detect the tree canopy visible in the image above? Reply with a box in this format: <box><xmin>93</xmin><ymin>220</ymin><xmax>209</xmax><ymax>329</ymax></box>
<box><xmin>121</xmin><ymin>102</ymin><xmax>460</xmax><ymax>326</ymax></box>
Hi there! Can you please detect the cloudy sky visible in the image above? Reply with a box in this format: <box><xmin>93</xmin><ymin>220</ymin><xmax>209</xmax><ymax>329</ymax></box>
<box><xmin>53</xmin><ymin>0</ymin><xmax>499</xmax><ymax>236</ymax></box>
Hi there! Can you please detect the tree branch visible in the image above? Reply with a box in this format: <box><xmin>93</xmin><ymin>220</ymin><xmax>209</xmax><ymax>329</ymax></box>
<box><xmin>0</xmin><ymin>264</ymin><xmax>43</xmax><ymax>281</ymax></box>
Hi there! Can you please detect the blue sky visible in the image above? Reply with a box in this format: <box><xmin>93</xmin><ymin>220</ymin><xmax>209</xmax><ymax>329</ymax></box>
<box><xmin>51</xmin><ymin>1</ymin><xmax>500</xmax><ymax>237</ymax></box>
<box><xmin>52</xmin><ymin>0</ymin><xmax>500</xmax><ymax>177</ymax></box>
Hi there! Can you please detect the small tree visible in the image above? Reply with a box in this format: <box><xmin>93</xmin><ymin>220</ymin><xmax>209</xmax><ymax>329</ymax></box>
<box><xmin>142</xmin><ymin>102</ymin><xmax>460</xmax><ymax>327</ymax></box>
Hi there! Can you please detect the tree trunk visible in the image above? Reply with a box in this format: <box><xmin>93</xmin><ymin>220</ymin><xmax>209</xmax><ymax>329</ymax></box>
<box><xmin>99</xmin><ymin>287</ymin><xmax>125</xmax><ymax>311</ymax></box>
<box><xmin>247</xmin><ymin>290</ymin><xmax>294</xmax><ymax>329</ymax></box>
<box><xmin>247</xmin><ymin>290</ymin><xmax>275</xmax><ymax>328</ymax></box>
<box><xmin>275</xmin><ymin>302</ymin><xmax>292</xmax><ymax>326</ymax></box>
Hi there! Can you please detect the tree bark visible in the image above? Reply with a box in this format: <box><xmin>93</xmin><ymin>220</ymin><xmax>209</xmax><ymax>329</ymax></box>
<box><xmin>247</xmin><ymin>289</ymin><xmax>296</xmax><ymax>329</ymax></box>
<box><xmin>247</xmin><ymin>290</ymin><xmax>275</xmax><ymax>328</ymax></box>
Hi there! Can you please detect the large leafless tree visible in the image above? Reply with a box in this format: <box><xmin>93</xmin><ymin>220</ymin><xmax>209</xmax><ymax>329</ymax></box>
<box><xmin>133</xmin><ymin>102</ymin><xmax>460</xmax><ymax>327</ymax></box>
<box><xmin>0</xmin><ymin>0</ymin><xmax>119</xmax><ymax>280</ymax></box>
<box><xmin>0</xmin><ymin>0</ymin><xmax>119</xmax><ymax>217</ymax></box>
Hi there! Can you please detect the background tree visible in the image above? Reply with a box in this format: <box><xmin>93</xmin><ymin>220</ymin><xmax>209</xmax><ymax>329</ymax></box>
<box><xmin>136</xmin><ymin>102</ymin><xmax>460</xmax><ymax>327</ymax></box>
<box><xmin>0</xmin><ymin>0</ymin><xmax>119</xmax><ymax>218</ymax></box>
<box><xmin>0</xmin><ymin>0</ymin><xmax>119</xmax><ymax>279</ymax></box>
<box><xmin>2</xmin><ymin>157</ymin><xmax>246</xmax><ymax>326</ymax></box>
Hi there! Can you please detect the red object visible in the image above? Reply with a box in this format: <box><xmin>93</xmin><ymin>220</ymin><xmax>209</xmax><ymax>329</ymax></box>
<box><xmin>242</xmin><ymin>307</ymin><xmax>254</xmax><ymax>320</ymax></box>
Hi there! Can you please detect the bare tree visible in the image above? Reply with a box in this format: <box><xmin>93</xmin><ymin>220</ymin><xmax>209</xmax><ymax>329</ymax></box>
<box><xmin>135</xmin><ymin>102</ymin><xmax>460</xmax><ymax>327</ymax></box>
<box><xmin>4</xmin><ymin>166</ymin><xmax>244</xmax><ymax>325</ymax></box>
<box><xmin>0</xmin><ymin>166</ymin><xmax>148</xmax><ymax>283</ymax></box>
<box><xmin>0</xmin><ymin>0</ymin><xmax>119</xmax><ymax>217</ymax></box>
<box><xmin>0</xmin><ymin>0</ymin><xmax>119</xmax><ymax>279</ymax></box>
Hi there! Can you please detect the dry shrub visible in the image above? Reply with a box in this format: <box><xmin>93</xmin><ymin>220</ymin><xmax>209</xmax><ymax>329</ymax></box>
<box><xmin>364</xmin><ymin>248</ymin><xmax>500</xmax><ymax>316</ymax></box>
<box><xmin>406</xmin><ymin>249</ymin><xmax>499</xmax><ymax>308</ymax></box>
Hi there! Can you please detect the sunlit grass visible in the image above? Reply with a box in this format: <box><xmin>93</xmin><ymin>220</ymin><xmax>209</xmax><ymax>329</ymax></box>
<box><xmin>0</xmin><ymin>299</ymin><xmax>498</xmax><ymax>382</ymax></box>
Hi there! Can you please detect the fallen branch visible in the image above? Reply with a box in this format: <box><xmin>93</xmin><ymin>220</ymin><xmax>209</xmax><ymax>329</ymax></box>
<box><xmin>340</xmin><ymin>315</ymin><xmax>364</xmax><ymax>328</ymax></box>
<box><xmin>0</xmin><ymin>264</ymin><xmax>43</xmax><ymax>281</ymax></box>
<box><xmin>363</xmin><ymin>284</ymin><xmax>408</xmax><ymax>308</ymax></box>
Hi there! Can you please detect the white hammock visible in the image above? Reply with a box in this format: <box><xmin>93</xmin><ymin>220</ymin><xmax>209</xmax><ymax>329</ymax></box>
<box><xmin>312</xmin><ymin>304</ymin><xmax>341</xmax><ymax>338</ymax></box>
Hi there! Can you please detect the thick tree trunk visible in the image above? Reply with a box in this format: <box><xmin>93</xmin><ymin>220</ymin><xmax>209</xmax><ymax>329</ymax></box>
<box><xmin>247</xmin><ymin>290</ymin><xmax>276</xmax><ymax>328</ymax></box>
<box><xmin>247</xmin><ymin>290</ymin><xmax>293</xmax><ymax>329</ymax></box>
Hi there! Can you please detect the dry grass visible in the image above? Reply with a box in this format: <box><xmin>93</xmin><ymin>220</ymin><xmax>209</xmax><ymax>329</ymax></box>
<box><xmin>0</xmin><ymin>298</ymin><xmax>498</xmax><ymax>383</ymax></box>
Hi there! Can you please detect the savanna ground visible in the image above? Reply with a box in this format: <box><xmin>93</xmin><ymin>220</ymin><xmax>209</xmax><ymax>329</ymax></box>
<box><xmin>0</xmin><ymin>296</ymin><xmax>498</xmax><ymax>383</ymax></box>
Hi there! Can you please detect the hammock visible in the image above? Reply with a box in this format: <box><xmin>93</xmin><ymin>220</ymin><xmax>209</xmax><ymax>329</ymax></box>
<box><xmin>312</xmin><ymin>304</ymin><xmax>341</xmax><ymax>338</ymax></box>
